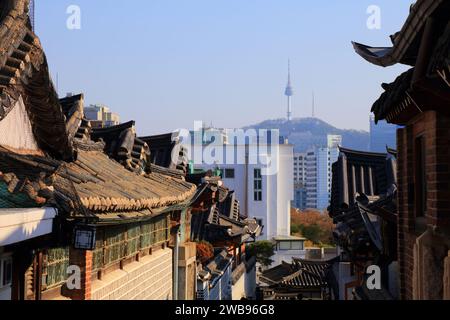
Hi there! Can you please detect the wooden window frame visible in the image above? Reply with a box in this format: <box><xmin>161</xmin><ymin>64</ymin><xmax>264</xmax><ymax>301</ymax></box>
<box><xmin>92</xmin><ymin>213</ymin><xmax>171</xmax><ymax>279</ymax></box>
<box><xmin>41</xmin><ymin>247</ymin><xmax>70</xmax><ymax>291</ymax></box>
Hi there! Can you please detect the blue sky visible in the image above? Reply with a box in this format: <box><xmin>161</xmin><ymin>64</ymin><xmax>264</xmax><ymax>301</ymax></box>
<box><xmin>36</xmin><ymin>0</ymin><xmax>414</xmax><ymax>135</ymax></box>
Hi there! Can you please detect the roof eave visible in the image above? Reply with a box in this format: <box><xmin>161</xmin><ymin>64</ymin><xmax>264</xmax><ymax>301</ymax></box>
<box><xmin>352</xmin><ymin>0</ymin><xmax>445</xmax><ymax>67</ymax></box>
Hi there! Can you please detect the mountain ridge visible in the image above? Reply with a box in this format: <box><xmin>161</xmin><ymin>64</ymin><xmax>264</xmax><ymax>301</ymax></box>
<box><xmin>242</xmin><ymin>117</ymin><xmax>369</xmax><ymax>152</ymax></box>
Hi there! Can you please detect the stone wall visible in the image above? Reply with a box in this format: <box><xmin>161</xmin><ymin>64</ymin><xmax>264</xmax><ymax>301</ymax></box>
<box><xmin>91</xmin><ymin>248</ymin><xmax>173</xmax><ymax>300</ymax></box>
<box><xmin>177</xmin><ymin>242</ymin><xmax>196</xmax><ymax>300</ymax></box>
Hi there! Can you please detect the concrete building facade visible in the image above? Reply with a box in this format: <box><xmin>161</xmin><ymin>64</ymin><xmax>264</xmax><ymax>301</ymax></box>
<box><xmin>84</xmin><ymin>104</ymin><xmax>120</xmax><ymax>128</ymax></box>
<box><xmin>189</xmin><ymin>128</ymin><xmax>294</xmax><ymax>241</ymax></box>
<box><xmin>305</xmin><ymin>141</ymin><xmax>340</xmax><ymax>211</ymax></box>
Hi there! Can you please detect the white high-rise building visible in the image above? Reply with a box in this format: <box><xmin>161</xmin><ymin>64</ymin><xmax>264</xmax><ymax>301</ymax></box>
<box><xmin>189</xmin><ymin>127</ymin><xmax>294</xmax><ymax>240</ymax></box>
<box><xmin>305</xmin><ymin>135</ymin><xmax>341</xmax><ymax>210</ymax></box>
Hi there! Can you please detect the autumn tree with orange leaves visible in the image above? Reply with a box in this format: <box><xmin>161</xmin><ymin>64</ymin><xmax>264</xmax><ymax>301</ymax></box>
<box><xmin>196</xmin><ymin>241</ymin><xmax>214</xmax><ymax>264</ymax></box>
<box><xmin>291</xmin><ymin>208</ymin><xmax>335</xmax><ymax>246</ymax></box>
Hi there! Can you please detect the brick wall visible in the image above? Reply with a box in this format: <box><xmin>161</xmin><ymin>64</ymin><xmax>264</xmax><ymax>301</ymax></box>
<box><xmin>67</xmin><ymin>249</ymin><xmax>93</xmax><ymax>300</ymax></box>
<box><xmin>91</xmin><ymin>248</ymin><xmax>173</xmax><ymax>300</ymax></box>
<box><xmin>397</xmin><ymin>111</ymin><xmax>450</xmax><ymax>300</ymax></box>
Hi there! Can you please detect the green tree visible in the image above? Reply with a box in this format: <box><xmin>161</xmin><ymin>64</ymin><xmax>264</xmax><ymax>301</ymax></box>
<box><xmin>247</xmin><ymin>241</ymin><xmax>275</xmax><ymax>267</ymax></box>
<box><xmin>299</xmin><ymin>224</ymin><xmax>322</xmax><ymax>244</ymax></box>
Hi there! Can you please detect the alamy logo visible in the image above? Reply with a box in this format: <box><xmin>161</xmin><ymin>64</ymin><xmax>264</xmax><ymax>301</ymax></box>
<box><xmin>366</xmin><ymin>5</ymin><xmax>381</xmax><ymax>30</ymax></box>
<box><xmin>66</xmin><ymin>5</ymin><xmax>81</xmax><ymax>30</ymax></box>
<box><xmin>175</xmin><ymin>121</ymin><xmax>281</xmax><ymax>176</ymax></box>
<box><xmin>66</xmin><ymin>265</ymin><xmax>81</xmax><ymax>290</ymax></box>
<box><xmin>366</xmin><ymin>265</ymin><xmax>381</xmax><ymax>290</ymax></box>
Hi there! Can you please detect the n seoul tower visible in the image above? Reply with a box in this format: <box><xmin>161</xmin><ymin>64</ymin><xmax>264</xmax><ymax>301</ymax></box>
<box><xmin>285</xmin><ymin>60</ymin><xmax>294</xmax><ymax>121</ymax></box>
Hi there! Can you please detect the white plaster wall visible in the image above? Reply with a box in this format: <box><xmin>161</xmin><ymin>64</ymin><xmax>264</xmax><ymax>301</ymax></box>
<box><xmin>277</xmin><ymin>145</ymin><xmax>293</xmax><ymax>237</ymax></box>
<box><xmin>0</xmin><ymin>96</ymin><xmax>40</xmax><ymax>152</ymax></box>
<box><xmin>232</xmin><ymin>273</ymin><xmax>246</xmax><ymax>300</ymax></box>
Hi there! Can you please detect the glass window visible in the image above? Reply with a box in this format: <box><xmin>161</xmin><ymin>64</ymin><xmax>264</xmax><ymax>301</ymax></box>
<box><xmin>1</xmin><ymin>256</ymin><xmax>12</xmax><ymax>287</ymax></box>
<box><xmin>278</xmin><ymin>241</ymin><xmax>291</xmax><ymax>250</ymax></box>
<box><xmin>291</xmin><ymin>241</ymin><xmax>304</xmax><ymax>250</ymax></box>
<box><xmin>254</xmin><ymin>168</ymin><xmax>262</xmax><ymax>202</ymax></box>
<box><xmin>224</xmin><ymin>168</ymin><xmax>235</xmax><ymax>179</ymax></box>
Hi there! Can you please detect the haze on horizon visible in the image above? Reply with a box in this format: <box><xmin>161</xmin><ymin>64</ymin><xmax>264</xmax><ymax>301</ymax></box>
<box><xmin>37</xmin><ymin>0</ymin><xmax>414</xmax><ymax>136</ymax></box>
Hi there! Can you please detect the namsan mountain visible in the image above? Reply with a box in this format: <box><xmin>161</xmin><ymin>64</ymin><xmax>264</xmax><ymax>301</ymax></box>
<box><xmin>243</xmin><ymin>117</ymin><xmax>369</xmax><ymax>152</ymax></box>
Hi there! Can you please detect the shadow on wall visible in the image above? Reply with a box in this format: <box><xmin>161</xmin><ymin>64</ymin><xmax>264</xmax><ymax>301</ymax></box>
<box><xmin>0</xmin><ymin>207</ymin><xmax>57</xmax><ymax>247</ymax></box>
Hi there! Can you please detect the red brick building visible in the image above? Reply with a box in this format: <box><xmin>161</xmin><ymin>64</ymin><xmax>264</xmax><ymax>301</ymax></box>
<box><xmin>353</xmin><ymin>0</ymin><xmax>450</xmax><ymax>299</ymax></box>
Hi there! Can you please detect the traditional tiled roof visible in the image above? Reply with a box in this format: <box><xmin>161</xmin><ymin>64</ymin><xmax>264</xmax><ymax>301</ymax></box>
<box><xmin>352</xmin><ymin>0</ymin><xmax>450</xmax><ymax>123</ymax></box>
<box><xmin>370</xmin><ymin>68</ymin><xmax>415</xmax><ymax>124</ymax></box>
<box><xmin>198</xmin><ymin>249</ymin><xmax>233</xmax><ymax>285</ymax></box>
<box><xmin>259</xmin><ymin>290</ymin><xmax>304</xmax><ymax>300</ymax></box>
<box><xmin>352</xmin><ymin>0</ymin><xmax>448</xmax><ymax>67</ymax></box>
<box><xmin>190</xmin><ymin>184</ymin><xmax>261</xmax><ymax>243</ymax></box>
<box><xmin>260</xmin><ymin>258</ymin><xmax>335</xmax><ymax>289</ymax></box>
<box><xmin>217</xmin><ymin>190</ymin><xmax>240</xmax><ymax>221</ymax></box>
<box><xmin>59</xmin><ymin>94</ymin><xmax>91</xmax><ymax>142</ymax></box>
<box><xmin>332</xmin><ymin>195</ymin><xmax>396</xmax><ymax>255</ymax></box>
<box><xmin>329</xmin><ymin>147</ymin><xmax>396</xmax><ymax>217</ymax></box>
<box><xmin>140</xmin><ymin>132</ymin><xmax>189</xmax><ymax>175</ymax></box>
<box><xmin>329</xmin><ymin>148</ymin><xmax>397</xmax><ymax>256</ymax></box>
<box><xmin>0</xmin><ymin>1</ymin><xmax>199</xmax><ymax>225</ymax></box>
<box><xmin>0</xmin><ymin>0</ymin><xmax>73</xmax><ymax>160</ymax></box>
<box><xmin>0</xmin><ymin>146</ymin><xmax>196</xmax><ymax>222</ymax></box>
<box><xmin>428</xmin><ymin>20</ymin><xmax>450</xmax><ymax>80</ymax></box>
<box><xmin>91</xmin><ymin>121</ymin><xmax>151</xmax><ymax>174</ymax></box>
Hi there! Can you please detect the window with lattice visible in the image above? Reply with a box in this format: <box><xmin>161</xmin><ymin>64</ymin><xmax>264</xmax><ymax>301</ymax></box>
<box><xmin>92</xmin><ymin>214</ymin><xmax>170</xmax><ymax>272</ymax></box>
<box><xmin>43</xmin><ymin>247</ymin><xmax>70</xmax><ymax>290</ymax></box>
